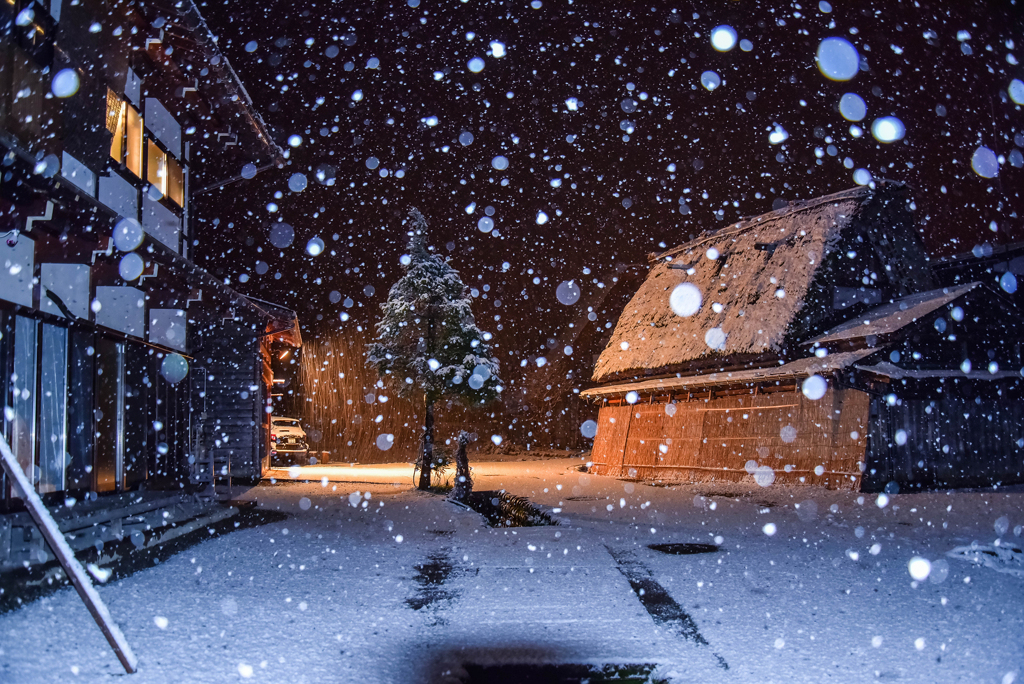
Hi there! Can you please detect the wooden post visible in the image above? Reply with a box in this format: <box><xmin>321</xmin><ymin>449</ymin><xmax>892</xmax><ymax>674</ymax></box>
<box><xmin>0</xmin><ymin>434</ymin><xmax>138</xmax><ymax>674</ymax></box>
<box><xmin>419</xmin><ymin>397</ymin><xmax>434</xmax><ymax>490</ymax></box>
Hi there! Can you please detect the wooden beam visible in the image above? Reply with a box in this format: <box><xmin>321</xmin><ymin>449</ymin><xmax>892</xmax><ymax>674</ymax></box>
<box><xmin>0</xmin><ymin>435</ymin><xmax>138</xmax><ymax>674</ymax></box>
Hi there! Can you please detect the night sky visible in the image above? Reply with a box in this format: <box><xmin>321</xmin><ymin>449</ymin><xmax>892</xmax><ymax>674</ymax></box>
<box><xmin>192</xmin><ymin>0</ymin><xmax>1023</xmax><ymax>366</ymax></box>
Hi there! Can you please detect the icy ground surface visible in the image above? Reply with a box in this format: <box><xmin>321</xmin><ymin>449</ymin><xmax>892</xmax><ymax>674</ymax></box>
<box><xmin>2</xmin><ymin>458</ymin><xmax>1022</xmax><ymax>683</ymax></box>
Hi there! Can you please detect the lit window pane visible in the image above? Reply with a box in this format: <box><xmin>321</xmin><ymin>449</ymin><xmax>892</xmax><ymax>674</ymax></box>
<box><xmin>167</xmin><ymin>156</ymin><xmax>184</xmax><ymax>206</ymax></box>
<box><xmin>125</xmin><ymin>105</ymin><xmax>143</xmax><ymax>177</ymax></box>
<box><xmin>147</xmin><ymin>140</ymin><xmax>167</xmax><ymax>196</ymax></box>
<box><xmin>106</xmin><ymin>89</ymin><xmax>125</xmax><ymax>162</ymax></box>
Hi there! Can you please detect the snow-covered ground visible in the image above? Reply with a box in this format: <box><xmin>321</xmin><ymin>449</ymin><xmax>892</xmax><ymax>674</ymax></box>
<box><xmin>2</xmin><ymin>458</ymin><xmax>1022</xmax><ymax>683</ymax></box>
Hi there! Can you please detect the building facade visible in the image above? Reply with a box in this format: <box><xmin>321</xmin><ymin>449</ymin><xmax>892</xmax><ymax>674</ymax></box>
<box><xmin>0</xmin><ymin>0</ymin><xmax>296</xmax><ymax>514</ymax></box>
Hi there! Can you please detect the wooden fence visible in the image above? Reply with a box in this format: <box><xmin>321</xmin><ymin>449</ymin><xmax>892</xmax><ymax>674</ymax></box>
<box><xmin>293</xmin><ymin>329</ymin><xmax>537</xmax><ymax>464</ymax></box>
<box><xmin>864</xmin><ymin>389</ymin><xmax>1024</xmax><ymax>491</ymax></box>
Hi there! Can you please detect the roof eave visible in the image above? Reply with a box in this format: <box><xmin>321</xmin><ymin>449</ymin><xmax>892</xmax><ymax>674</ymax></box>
<box><xmin>582</xmin><ymin>349</ymin><xmax>877</xmax><ymax>400</ymax></box>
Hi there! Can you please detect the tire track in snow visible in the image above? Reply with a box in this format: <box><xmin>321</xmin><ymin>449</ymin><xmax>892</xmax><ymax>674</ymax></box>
<box><xmin>606</xmin><ymin>547</ymin><xmax>729</xmax><ymax>670</ymax></box>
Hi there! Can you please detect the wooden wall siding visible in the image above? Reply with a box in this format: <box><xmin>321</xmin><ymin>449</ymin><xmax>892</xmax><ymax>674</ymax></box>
<box><xmin>590</xmin><ymin>405</ymin><xmax>632</xmax><ymax>476</ymax></box>
<box><xmin>259</xmin><ymin>337</ymin><xmax>274</xmax><ymax>472</ymax></box>
<box><xmin>864</xmin><ymin>391</ymin><xmax>1024</xmax><ymax>491</ymax></box>
<box><xmin>590</xmin><ymin>387</ymin><xmax>870</xmax><ymax>490</ymax></box>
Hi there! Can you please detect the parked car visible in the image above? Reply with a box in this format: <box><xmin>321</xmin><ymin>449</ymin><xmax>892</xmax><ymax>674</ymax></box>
<box><xmin>270</xmin><ymin>416</ymin><xmax>308</xmax><ymax>465</ymax></box>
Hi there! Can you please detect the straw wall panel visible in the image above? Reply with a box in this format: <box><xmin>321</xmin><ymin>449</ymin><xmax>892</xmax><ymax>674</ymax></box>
<box><xmin>622</xmin><ymin>405</ymin><xmax>668</xmax><ymax>480</ymax></box>
<box><xmin>590</xmin><ymin>404</ymin><xmax>633</xmax><ymax>476</ymax></box>
<box><xmin>592</xmin><ymin>386</ymin><xmax>869</xmax><ymax>490</ymax></box>
<box><xmin>662</xmin><ymin>402</ymin><xmax>706</xmax><ymax>465</ymax></box>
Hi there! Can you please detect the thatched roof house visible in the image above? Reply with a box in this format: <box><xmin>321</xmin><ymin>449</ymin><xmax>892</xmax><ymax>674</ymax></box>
<box><xmin>592</xmin><ymin>182</ymin><xmax>934</xmax><ymax>383</ymax></box>
<box><xmin>582</xmin><ymin>183</ymin><xmax>1024</xmax><ymax>491</ymax></box>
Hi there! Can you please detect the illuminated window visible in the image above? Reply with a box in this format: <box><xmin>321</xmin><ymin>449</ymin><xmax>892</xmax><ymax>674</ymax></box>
<box><xmin>125</xmin><ymin>105</ymin><xmax>143</xmax><ymax>178</ymax></box>
<box><xmin>106</xmin><ymin>91</ymin><xmax>185</xmax><ymax>206</ymax></box>
<box><xmin>107</xmin><ymin>91</ymin><xmax>142</xmax><ymax>178</ymax></box>
<box><xmin>106</xmin><ymin>89</ymin><xmax>125</xmax><ymax>162</ymax></box>
<box><xmin>146</xmin><ymin>139</ymin><xmax>166</xmax><ymax>194</ymax></box>
<box><xmin>167</xmin><ymin>156</ymin><xmax>184</xmax><ymax>206</ymax></box>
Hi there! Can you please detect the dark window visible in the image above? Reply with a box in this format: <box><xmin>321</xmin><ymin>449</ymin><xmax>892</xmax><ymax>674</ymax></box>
<box><xmin>93</xmin><ymin>336</ymin><xmax>122</xmax><ymax>492</ymax></box>
<box><xmin>37</xmin><ymin>322</ymin><xmax>67</xmax><ymax>493</ymax></box>
<box><xmin>66</xmin><ymin>328</ymin><xmax>95</xmax><ymax>491</ymax></box>
<box><xmin>122</xmin><ymin>343</ymin><xmax>148</xmax><ymax>488</ymax></box>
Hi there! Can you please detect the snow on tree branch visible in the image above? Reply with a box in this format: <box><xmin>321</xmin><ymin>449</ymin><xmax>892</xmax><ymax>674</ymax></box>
<box><xmin>368</xmin><ymin>207</ymin><xmax>502</xmax><ymax>406</ymax></box>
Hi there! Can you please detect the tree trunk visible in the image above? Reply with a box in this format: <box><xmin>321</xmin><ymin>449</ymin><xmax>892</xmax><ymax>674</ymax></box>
<box><xmin>418</xmin><ymin>397</ymin><xmax>434</xmax><ymax>490</ymax></box>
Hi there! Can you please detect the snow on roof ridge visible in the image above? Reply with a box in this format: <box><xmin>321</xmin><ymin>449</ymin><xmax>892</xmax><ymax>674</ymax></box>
<box><xmin>592</xmin><ymin>183</ymin><xmax>922</xmax><ymax>383</ymax></box>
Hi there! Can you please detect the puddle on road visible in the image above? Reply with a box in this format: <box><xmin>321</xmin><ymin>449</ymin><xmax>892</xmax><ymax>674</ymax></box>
<box><xmin>460</xmin><ymin>663</ymin><xmax>666</xmax><ymax>684</ymax></box>
<box><xmin>406</xmin><ymin>552</ymin><xmax>458</xmax><ymax>612</ymax></box>
<box><xmin>464</xmin><ymin>490</ymin><xmax>556</xmax><ymax>528</ymax></box>
<box><xmin>648</xmin><ymin>543</ymin><xmax>719</xmax><ymax>555</ymax></box>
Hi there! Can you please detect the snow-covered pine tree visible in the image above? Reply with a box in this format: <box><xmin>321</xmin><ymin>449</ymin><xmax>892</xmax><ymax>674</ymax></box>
<box><xmin>368</xmin><ymin>208</ymin><xmax>502</xmax><ymax>490</ymax></box>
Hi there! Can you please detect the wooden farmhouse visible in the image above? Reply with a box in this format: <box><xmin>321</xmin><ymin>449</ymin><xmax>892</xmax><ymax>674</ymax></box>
<box><xmin>582</xmin><ymin>182</ymin><xmax>1024</xmax><ymax>491</ymax></box>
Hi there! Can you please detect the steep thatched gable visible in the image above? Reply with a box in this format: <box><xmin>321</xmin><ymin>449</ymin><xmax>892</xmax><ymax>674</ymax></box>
<box><xmin>592</xmin><ymin>182</ymin><xmax>933</xmax><ymax>383</ymax></box>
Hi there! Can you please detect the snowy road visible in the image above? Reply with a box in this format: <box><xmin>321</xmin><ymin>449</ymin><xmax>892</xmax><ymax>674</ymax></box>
<box><xmin>1</xmin><ymin>458</ymin><xmax>1022</xmax><ymax>683</ymax></box>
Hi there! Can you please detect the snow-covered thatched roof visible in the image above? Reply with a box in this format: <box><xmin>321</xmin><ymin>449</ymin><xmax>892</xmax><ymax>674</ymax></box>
<box><xmin>592</xmin><ymin>182</ymin><xmax>934</xmax><ymax>383</ymax></box>
<box><xmin>805</xmin><ymin>282</ymin><xmax>979</xmax><ymax>347</ymax></box>
<box><xmin>582</xmin><ymin>349</ymin><xmax>877</xmax><ymax>399</ymax></box>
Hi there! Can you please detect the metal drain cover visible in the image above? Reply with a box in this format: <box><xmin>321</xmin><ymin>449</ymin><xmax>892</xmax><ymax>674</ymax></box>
<box><xmin>648</xmin><ymin>543</ymin><xmax>719</xmax><ymax>555</ymax></box>
<box><xmin>462</xmin><ymin>663</ymin><xmax>664</xmax><ymax>684</ymax></box>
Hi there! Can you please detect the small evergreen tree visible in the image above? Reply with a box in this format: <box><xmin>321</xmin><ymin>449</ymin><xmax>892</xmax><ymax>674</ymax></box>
<box><xmin>368</xmin><ymin>208</ymin><xmax>502</xmax><ymax>490</ymax></box>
